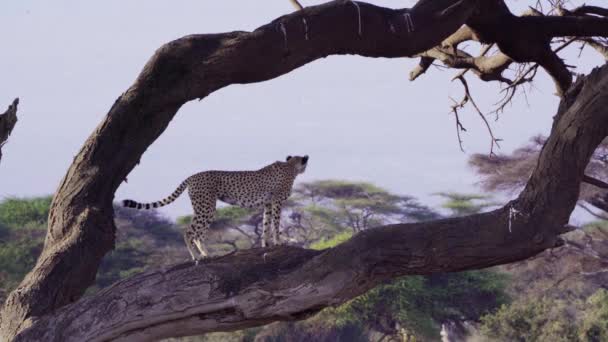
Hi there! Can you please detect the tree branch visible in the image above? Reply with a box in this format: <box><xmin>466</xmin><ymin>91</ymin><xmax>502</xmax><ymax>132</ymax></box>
<box><xmin>578</xmin><ymin>202</ymin><xmax>608</xmax><ymax>221</ymax></box>
<box><xmin>589</xmin><ymin>193</ymin><xmax>608</xmax><ymax>214</ymax></box>
<box><xmin>465</xmin><ymin>3</ymin><xmax>608</xmax><ymax>94</ymax></box>
<box><xmin>409</xmin><ymin>1</ymin><xmax>608</xmax><ymax>105</ymax></box>
<box><xmin>0</xmin><ymin>98</ymin><xmax>19</xmax><ymax>164</ymax></box>
<box><xmin>583</xmin><ymin>174</ymin><xmax>608</xmax><ymax>189</ymax></box>
<box><xmin>572</xmin><ymin>5</ymin><xmax>608</xmax><ymax>17</ymax></box>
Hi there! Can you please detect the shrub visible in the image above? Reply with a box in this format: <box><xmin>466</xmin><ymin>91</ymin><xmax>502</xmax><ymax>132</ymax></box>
<box><xmin>0</xmin><ymin>196</ymin><xmax>52</xmax><ymax>228</ymax></box>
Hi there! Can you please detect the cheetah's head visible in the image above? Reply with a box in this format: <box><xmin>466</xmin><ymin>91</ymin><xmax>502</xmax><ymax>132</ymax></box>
<box><xmin>286</xmin><ymin>155</ymin><xmax>309</xmax><ymax>174</ymax></box>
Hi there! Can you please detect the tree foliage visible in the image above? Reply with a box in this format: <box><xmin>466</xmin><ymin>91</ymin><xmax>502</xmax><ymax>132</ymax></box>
<box><xmin>0</xmin><ymin>197</ymin><xmax>50</xmax><ymax>299</ymax></box>
<box><xmin>470</xmin><ymin>136</ymin><xmax>608</xmax><ymax>217</ymax></box>
<box><xmin>579</xmin><ymin>289</ymin><xmax>608</xmax><ymax>342</ymax></box>
<box><xmin>480</xmin><ymin>289</ymin><xmax>608</xmax><ymax>342</ymax></box>
<box><xmin>481</xmin><ymin>298</ymin><xmax>579</xmax><ymax>342</ymax></box>
<box><xmin>0</xmin><ymin>196</ymin><xmax>52</xmax><ymax>228</ymax></box>
<box><xmin>286</xmin><ymin>199</ymin><xmax>509</xmax><ymax>341</ymax></box>
<box><xmin>435</xmin><ymin>192</ymin><xmax>498</xmax><ymax>217</ymax></box>
<box><xmin>287</xmin><ymin>180</ymin><xmax>439</xmax><ymax>244</ymax></box>
<box><xmin>0</xmin><ymin>197</ymin><xmax>186</xmax><ymax>300</ymax></box>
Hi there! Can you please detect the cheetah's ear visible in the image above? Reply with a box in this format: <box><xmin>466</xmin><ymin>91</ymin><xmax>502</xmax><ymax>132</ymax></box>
<box><xmin>286</xmin><ymin>155</ymin><xmax>292</xmax><ymax>161</ymax></box>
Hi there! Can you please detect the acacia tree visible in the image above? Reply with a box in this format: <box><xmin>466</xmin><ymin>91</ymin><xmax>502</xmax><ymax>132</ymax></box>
<box><xmin>1</xmin><ymin>0</ymin><xmax>608</xmax><ymax>341</ymax></box>
<box><xmin>471</xmin><ymin>136</ymin><xmax>608</xmax><ymax>218</ymax></box>
<box><xmin>435</xmin><ymin>192</ymin><xmax>498</xmax><ymax>217</ymax></box>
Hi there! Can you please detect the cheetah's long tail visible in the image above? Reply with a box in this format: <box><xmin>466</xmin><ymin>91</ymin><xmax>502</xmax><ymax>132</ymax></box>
<box><xmin>122</xmin><ymin>179</ymin><xmax>189</xmax><ymax>210</ymax></box>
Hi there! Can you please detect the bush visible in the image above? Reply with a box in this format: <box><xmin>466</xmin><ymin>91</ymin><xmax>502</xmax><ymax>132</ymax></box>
<box><xmin>0</xmin><ymin>227</ymin><xmax>45</xmax><ymax>300</ymax></box>
<box><xmin>579</xmin><ymin>289</ymin><xmax>608</xmax><ymax>342</ymax></box>
<box><xmin>0</xmin><ymin>196</ymin><xmax>52</xmax><ymax>228</ymax></box>
<box><xmin>310</xmin><ymin>231</ymin><xmax>353</xmax><ymax>250</ymax></box>
<box><xmin>306</xmin><ymin>231</ymin><xmax>509</xmax><ymax>340</ymax></box>
<box><xmin>480</xmin><ymin>298</ymin><xmax>578</xmax><ymax>342</ymax></box>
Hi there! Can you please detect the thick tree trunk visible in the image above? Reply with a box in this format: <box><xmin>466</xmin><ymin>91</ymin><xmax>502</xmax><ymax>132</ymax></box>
<box><xmin>0</xmin><ymin>98</ymin><xmax>19</xmax><ymax>165</ymax></box>
<box><xmin>2</xmin><ymin>0</ymin><xmax>608</xmax><ymax>341</ymax></box>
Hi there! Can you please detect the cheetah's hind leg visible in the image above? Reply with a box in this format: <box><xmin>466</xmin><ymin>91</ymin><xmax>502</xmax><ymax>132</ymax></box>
<box><xmin>187</xmin><ymin>209</ymin><xmax>215</xmax><ymax>264</ymax></box>
<box><xmin>184</xmin><ymin>231</ymin><xmax>198</xmax><ymax>262</ymax></box>
<box><xmin>193</xmin><ymin>239</ymin><xmax>208</xmax><ymax>265</ymax></box>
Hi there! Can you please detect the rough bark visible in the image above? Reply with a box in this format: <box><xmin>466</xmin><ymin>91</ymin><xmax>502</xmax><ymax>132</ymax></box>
<box><xmin>2</xmin><ymin>0</ymin><xmax>608</xmax><ymax>341</ymax></box>
<box><xmin>0</xmin><ymin>98</ymin><xmax>19</xmax><ymax>164</ymax></box>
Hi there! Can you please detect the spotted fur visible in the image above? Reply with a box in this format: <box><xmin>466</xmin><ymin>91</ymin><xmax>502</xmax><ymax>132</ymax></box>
<box><xmin>122</xmin><ymin>155</ymin><xmax>309</xmax><ymax>262</ymax></box>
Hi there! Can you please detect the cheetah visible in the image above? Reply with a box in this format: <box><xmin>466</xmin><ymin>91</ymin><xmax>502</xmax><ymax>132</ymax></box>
<box><xmin>122</xmin><ymin>155</ymin><xmax>309</xmax><ymax>262</ymax></box>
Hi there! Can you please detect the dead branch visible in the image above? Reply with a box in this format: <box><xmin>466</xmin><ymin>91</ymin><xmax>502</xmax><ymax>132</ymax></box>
<box><xmin>578</xmin><ymin>202</ymin><xmax>608</xmax><ymax>221</ymax></box>
<box><xmin>454</xmin><ymin>75</ymin><xmax>501</xmax><ymax>154</ymax></box>
<box><xmin>583</xmin><ymin>175</ymin><xmax>608</xmax><ymax>189</ymax></box>
<box><xmin>0</xmin><ymin>98</ymin><xmax>19</xmax><ymax>164</ymax></box>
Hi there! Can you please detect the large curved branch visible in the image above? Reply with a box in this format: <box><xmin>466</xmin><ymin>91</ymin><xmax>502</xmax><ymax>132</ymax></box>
<box><xmin>0</xmin><ymin>0</ymin><xmax>480</xmax><ymax>340</ymax></box>
<box><xmin>13</xmin><ymin>60</ymin><xmax>608</xmax><ymax>342</ymax></box>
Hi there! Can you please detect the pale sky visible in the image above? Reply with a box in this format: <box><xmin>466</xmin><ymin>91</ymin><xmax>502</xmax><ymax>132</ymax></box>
<box><xmin>0</xmin><ymin>1</ymin><xmax>604</xmax><ymax>220</ymax></box>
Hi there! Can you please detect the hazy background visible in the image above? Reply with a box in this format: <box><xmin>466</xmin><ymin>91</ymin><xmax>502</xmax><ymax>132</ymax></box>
<box><xmin>1</xmin><ymin>0</ymin><xmax>604</xmax><ymax>220</ymax></box>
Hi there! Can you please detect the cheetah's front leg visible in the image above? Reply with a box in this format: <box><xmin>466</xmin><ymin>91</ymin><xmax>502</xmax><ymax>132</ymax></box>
<box><xmin>271</xmin><ymin>201</ymin><xmax>283</xmax><ymax>246</ymax></box>
<box><xmin>262</xmin><ymin>203</ymin><xmax>272</xmax><ymax>248</ymax></box>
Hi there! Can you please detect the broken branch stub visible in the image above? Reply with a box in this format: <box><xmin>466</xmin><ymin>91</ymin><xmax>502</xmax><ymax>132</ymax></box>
<box><xmin>0</xmin><ymin>98</ymin><xmax>19</xmax><ymax>164</ymax></box>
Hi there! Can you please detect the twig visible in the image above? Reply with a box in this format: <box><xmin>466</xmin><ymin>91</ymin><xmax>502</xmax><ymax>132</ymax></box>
<box><xmin>583</xmin><ymin>174</ymin><xmax>608</xmax><ymax>189</ymax></box>
<box><xmin>493</xmin><ymin>37</ymin><xmax>576</xmax><ymax>115</ymax></box>
<box><xmin>448</xmin><ymin>96</ymin><xmax>468</xmax><ymax>152</ymax></box>
<box><xmin>455</xmin><ymin>75</ymin><xmax>501</xmax><ymax>155</ymax></box>
<box><xmin>578</xmin><ymin>202</ymin><xmax>608</xmax><ymax>221</ymax></box>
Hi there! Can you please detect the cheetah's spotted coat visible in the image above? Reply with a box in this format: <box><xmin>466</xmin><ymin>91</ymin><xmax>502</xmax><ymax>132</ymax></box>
<box><xmin>123</xmin><ymin>155</ymin><xmax>308</xmax><ymax>261</ymax></box>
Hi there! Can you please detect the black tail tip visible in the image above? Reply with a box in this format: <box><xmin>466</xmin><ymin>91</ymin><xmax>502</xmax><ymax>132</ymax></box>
<box><xmin>123</xmin><ymin>199</ymin><xmax>136</xmax><ymax>208</ymax></box>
